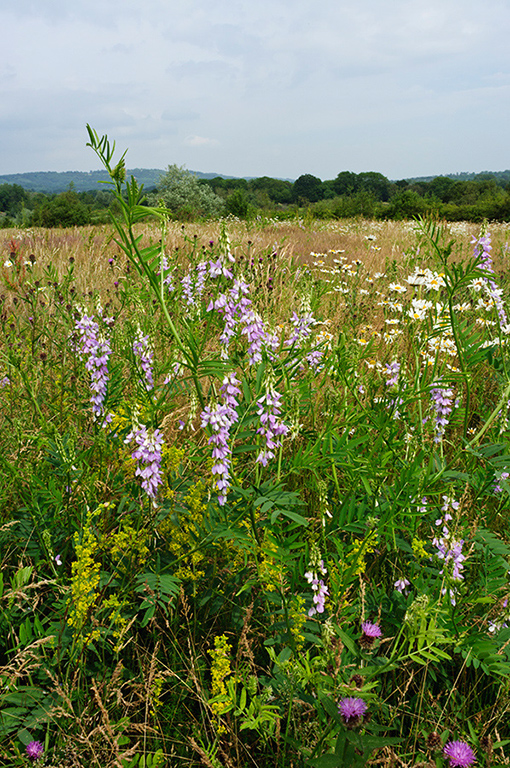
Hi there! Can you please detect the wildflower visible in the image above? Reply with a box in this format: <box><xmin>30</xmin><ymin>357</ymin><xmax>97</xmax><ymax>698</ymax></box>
<box><xmin>388</xmin><ymin>282</ymin><xmax>406</xmax><ymax>293</ymax></box>
<box><xmin>472</xmin><ymin>230</ymin><xmax>508</xmax><ymax>327</ymax></box>
<box><xmin>286</xmin><ymin>310</ymin><xmax>316</xmax><ymax>346</ymax></box>
<box><xmin>54</xmin><ymin>554</ymin><xmax>62</xmax><ymax>566</ymax></box>
<box><xmin>305</xmin><ymin>577</ymin><xmax>329</xmax><ymax>616</ymax></box>
<box><xmin>201</xmin><ymin>373</ymin><xmax>240</xmax><ymax>505</ymax></box>
<box><xmin>26</xmin><ymin>741</ymin><xmax>44</xmax><ymax>762</ymax></box>
<box><xmin>494</xmin><ymin>471</ymin><xmax>510</xmax><ymax>493</ymax></box>
<box><xmin>394</xmin><ymin>577</ymin><xmax>410</xmax><ymax>593</ymax></box>
<box><xmin>384</xmin><ymin>361</ymin><xmax>400</xmax><ymax>387</ymax></box>
<box><xmin>255</xmin><ymin>379</ymin><xmax>288</xmax><ymax>466</ymax></box>
<box><xmin>125</xmin><ymin>423</ymin><xmax>164</xmax><ymax>500</ymax></box>
<box><xmin>338</xmin><ymin>697</ymin><xmax>367</xmax><ymax>728</ymax></box>
<box><xmin>132</xmin><ymin>328</ymin><xmax>154</xmax><ymax>390</ymax></box>
<box><xmin>408</xmin><ymin>297</ymin><xmax>433</xmax><ymax>321</ymax></box>
<box><xmin>407</xmin><ymin>268</ymin><xmax>428</xmax><ymax>285</ymax></box>
<box><xmin>360</xmin><ymin>621</ymin><xmax>382</xmax><ymax>648</ymax></box>
<box><xmin>443</xmin><ymin>740</ymin><xmax>476</xmax><ymax>767</ymax></box>
<box><xmin>425</xmin><ymin>272</ymin><xmax>446</xmax><ymax>291</ymax></box>
<box><xmin>208</xmin><ymin>634</ymin><xmax>232</xmax><ymax>718</ymax></box>
<box><xmin>430</xmin><ymin>383</ymin><xmax>457</xmax><ymax>443</ymax></box>
<box><xmin>305</xmin><ymin>545</ymin><xmax>329</xmax><ymax>617</ymax></box>
<box><xmin>74</xmin><ymin>311</ymin><xmax>112</xmax><ymax>419</ymax></box>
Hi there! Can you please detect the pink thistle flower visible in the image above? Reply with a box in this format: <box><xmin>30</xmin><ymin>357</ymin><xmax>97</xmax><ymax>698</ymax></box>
<box><xmin>338</xmin><ymin>697</ymin><xmax>367</xmax><ymax>728</ymax></box>
<box><xmin>360</xmin><ymin>621</ymin><xmax>382</xmax><ymax>648</ymax></box>
<box><xmin>26</xmin><ymin>741</ymin><xmax>44</xmax><ymax>762</ymax></box>
<box><xmin>443</xmin><ymin>740</ymin><xmax>476</xmax><ymax>767</ymax></box>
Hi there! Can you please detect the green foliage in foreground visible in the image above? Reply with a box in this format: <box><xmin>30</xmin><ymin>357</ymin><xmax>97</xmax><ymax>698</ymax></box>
<box><xmin>1</xmin><ymin>128</ymin><xmax>510</xmax><ymax>766</ymax></box>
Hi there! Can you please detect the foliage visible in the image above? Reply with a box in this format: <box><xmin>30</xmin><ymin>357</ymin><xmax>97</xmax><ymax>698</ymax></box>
<box><xmin>149</xmin><ymin>164</ymin><xmax>225</xmax><ymax>219</ymax></box>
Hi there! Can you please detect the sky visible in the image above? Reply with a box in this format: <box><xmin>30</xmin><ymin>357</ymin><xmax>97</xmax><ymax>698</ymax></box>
<box><xmin>1</xmin><ymin>0</ymin><xmax>510</xmax><ymax>181</ymax></box>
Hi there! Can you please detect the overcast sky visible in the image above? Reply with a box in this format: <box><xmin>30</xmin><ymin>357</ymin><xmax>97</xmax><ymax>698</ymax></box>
<box><xmin>1</xmin><ymin>0</ymin><xmax>510</xmax><ymax>180</ymax></box>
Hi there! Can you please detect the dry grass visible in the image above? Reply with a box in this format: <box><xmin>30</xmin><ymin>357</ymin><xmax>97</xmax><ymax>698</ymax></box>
<box><xmin>3</xmin><ymin>219</ymin><xmax>510</xmax><ymax>300</ymax></box>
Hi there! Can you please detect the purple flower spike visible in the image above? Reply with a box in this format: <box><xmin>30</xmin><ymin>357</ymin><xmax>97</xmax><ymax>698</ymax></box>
<box><xmin>26</xmin><ymin>741</ymin><xmax>44</xmax><ymax>761</ymax></box>
<box><xmin>132</xmin><ymin>329</ymin><xmax>154</xmax><ymax>390</ymax></box>
<box><xmin>125</xmin><ymin>424</ymin><xmax>164</xmax><ymax>500</ymax></box>
<box><xmin>255</xmin><ymin>385</ymin><xmax>288</xmax><ymax>466</ymax></box>
<box><xmin>74</xmin><ymin>312</ymin><xmax>112</xmax><ymax>419</ymax></box>
<box><xmin>338</xmin><ymin>697</ymin><xmax>367</xmax><ymax>728</ymax></box>
<box><xmin>443</xmin><ymin>740</ymin><xmax>476</xmax><ymax>767</ymax></box>
<box><xmin>200</xmin><ymin>373</ymin><xmax>241</xmax><ymax>505</ymax></box>
<box><xmin>430</xmin><ymin>382</ymin><xmax>456</xmax><ymax>443</ymax></box>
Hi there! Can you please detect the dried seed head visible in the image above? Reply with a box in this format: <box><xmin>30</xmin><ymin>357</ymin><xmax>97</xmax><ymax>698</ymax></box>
<box><xmin>426</xmin><ymin>731</ymin><xmax>442</xmax><ymax>750</ymax></box>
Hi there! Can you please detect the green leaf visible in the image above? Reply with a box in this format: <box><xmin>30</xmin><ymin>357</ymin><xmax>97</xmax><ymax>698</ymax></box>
<box><xmin>308</xmin><ymin>756</ymin><xmax>343</xmax><ymax>768</ymax></box>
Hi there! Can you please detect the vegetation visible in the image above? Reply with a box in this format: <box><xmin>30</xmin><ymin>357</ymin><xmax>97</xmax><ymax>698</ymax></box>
<box><xmin>3</xmin><ymin>166</ymin><xmax>510</xmax><ymax>229</ymax></box>
<box><xmin>1</xmin><ymin>128</ymin><xmax>510</xmax><ymax>766</ymax></box>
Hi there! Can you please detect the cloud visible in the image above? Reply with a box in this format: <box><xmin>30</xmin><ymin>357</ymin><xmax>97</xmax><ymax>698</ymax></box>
<box><xmin>0</xmin><ymin>0</ymin><xmax>509</xmax><ymax>176</ymax></box>
<box><xmin>184</xmin><ymin>135</ymin><xmax>219</xmax><ymax>147</ymax></box>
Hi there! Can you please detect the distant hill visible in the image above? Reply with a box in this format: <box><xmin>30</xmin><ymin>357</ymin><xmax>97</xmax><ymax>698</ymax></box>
<box><xmin>0</xmin><ymin>168</ymin><xmax>239</xmax><ymax>194</ymax></box>
<box><xmin>2</xmin><ymin>168</ymin><xmax>510</xmax><ymax>194</ymax></box>
<box><xmin>400</xmin><ymin>170</ymin><xmax>510</xmax><ymax>184</ymax></box>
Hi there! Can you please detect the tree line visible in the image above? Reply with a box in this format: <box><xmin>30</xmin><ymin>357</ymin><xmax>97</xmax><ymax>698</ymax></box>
<box><xmin>2</xmin><ymin>166</ymin><xmax>510</xmax><ymax>227</ymax></box>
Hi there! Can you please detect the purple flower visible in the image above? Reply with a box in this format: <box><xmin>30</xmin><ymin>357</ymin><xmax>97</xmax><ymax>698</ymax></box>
<box><xmin>432</xmin><ymin>499</ymin><xmax>466</xmax><ymax>606</ymax></box>
<box><xmin>443</xmin><ymin>740</ymin><xmax>476</xmax><ymax>767</ymax></box>
<box><xmin>132</xmin><ymin>329</ymin><xmax>154</xmax><ymax>390</ymax></box>
<box><xmin>472</xmin><ymin>231</ymin><xmax>508</xmax><ymax>327</ymax></box>
<box><xmin>306</xmin><ymin>578</ymin><xmax>329</xmax><ymax>616</ymax></box>
<box><xmin>305</xmin><ymin>555</ymin><xmax>328</xmax><ymax>617</ymax></box>
<box><xmin>181</xmin><ymin>261</ymin><xmax>209</xmax><ymax>308</ymax></box>
<box><xmin>54</xmin><ymin>554</ymin><xmax>62</xmax><ymax>566</ymax></box>
<box><xmin>200</xmin><ymin>373</ymin><xmax>241</xmax><ymax>505</ymax></box>
<box><xmin>125</xmin><ymin>424</ymin><xmax>164</xmax><ymax>500</ymax></box>
<box><xmin>242</xmin><ymin>309</ymin><xmax>269</xmax><ymax>365</ymax></box>
<box><xmin>360</xmin><ymin>621</ymin><xmax>382</xmax><ymax>648</ymax></box>
<box><xmin>494</xmin><ymin>471</ymin><xmax>509</xmax><ymax>493</ymax></box>
<box><xmin>26</xmin><ymin>741</ymin><xmax>44</xmax><ymax>761</ymax></box>
<box><xmin>338</xmin><ymin>697</ymin><xmax>367</xmax><ymax>727</ymax></box>
<box><xmin>430</xmin><ymin>382</ymin><xmax>457</xmax><ymax>443</ymax></box>
<box><xmin>394</xmin><ymin>577</ymin><xmax>410</xmax><ymax>593</ymax></box>
<box><xmin>74</xmin><ymin>312</ymin><xmax>112</xmax><ymax>419</ymax></box>
<box><xmin>286</xmin><ymin>310</ymin><xmax>316</xmax><ymax>346</ymax></box>
<box><xmin>361</xmin><ymin>621</ymin><xmax>382</xmax><ymax>638</ymax></box>
<box><xmin>255</xmin><ymin>385</ymin><xmax>289</xmax><ymax>466</ymax></box>
<box><xmin>384</xmin><ymin>361</ymin><xmax>400</xmax><ymax>387</ymax></box>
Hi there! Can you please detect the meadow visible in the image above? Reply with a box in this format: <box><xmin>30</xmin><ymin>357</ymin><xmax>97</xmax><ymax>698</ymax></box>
<box><xmin>2</xmin><ymin>133</ymin><xmax>510</xmax><ymax>767</ymax></box>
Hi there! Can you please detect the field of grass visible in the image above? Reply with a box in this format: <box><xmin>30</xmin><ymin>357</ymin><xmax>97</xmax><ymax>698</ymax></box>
<box><xmin>2</xmin><ymin>140</ymin><xmax>510</xmax><ymax>768</ymax></box>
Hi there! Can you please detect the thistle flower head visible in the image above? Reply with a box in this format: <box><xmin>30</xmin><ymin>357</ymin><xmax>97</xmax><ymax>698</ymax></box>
<box><xmin>443</xmin><ymin>740</ymin><xmax>476</xmax><ymax>767</ymax></box>
<box><xmin>26</xmin><ymin>741</ymin><xmax>44</xmax><ymax>762</ymax></box>
<box><xmin>361</xmin><ymin>621</ymin><xmax>382</xmax><ymax>638</ymax></box>
<box><xmin>360</xmin><ymin>620</ymin><xmax>382</xmax><ymax>648</ymax></box>
<box><xmin>338</xmin><ymin>697</ymin><xmax>367</xmax><ymax>727</ymax></box>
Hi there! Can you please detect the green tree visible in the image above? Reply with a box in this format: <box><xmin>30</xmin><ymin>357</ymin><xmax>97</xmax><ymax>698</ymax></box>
<box><xmin>33</xmin><ymin>189</ymin><xmax>90</xmax><ymax>227</ymax></box>
<box><xmin>249</xmin><ymin>176</ymin><xmax>293</xmax><ymax>204</ymax></box>
<box><xmin>226</xmin><ymin>189</ymin><xmax>250</xmax><ymax>218</ymax></box>
<box><xmin>428</xmin><ymin>176</ymin><xmax>456</xmax><ymax>203</ymax></box>
<box><xmin>332</xmin><ymin>171</ymin><xmax>360</xmax><ymax>196</ymax></box>
<box><xmin>357</xmin><ymin>171</ymin><xmax>391</xmax><ymax>201</ymax></box>
<box><xmin>0</xmin><ymin>183</ymin><xmax>29</xmax><ymax>218</ymax></box>
<box><xmin>292</xmin><ymin>174</ymin><xmax>324</xmax><ymax>203</ymax></box>
<box><xmin>150</xmin><ymin>165</ymin><xmax>225</xmax><ymax>218</ymax></box>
